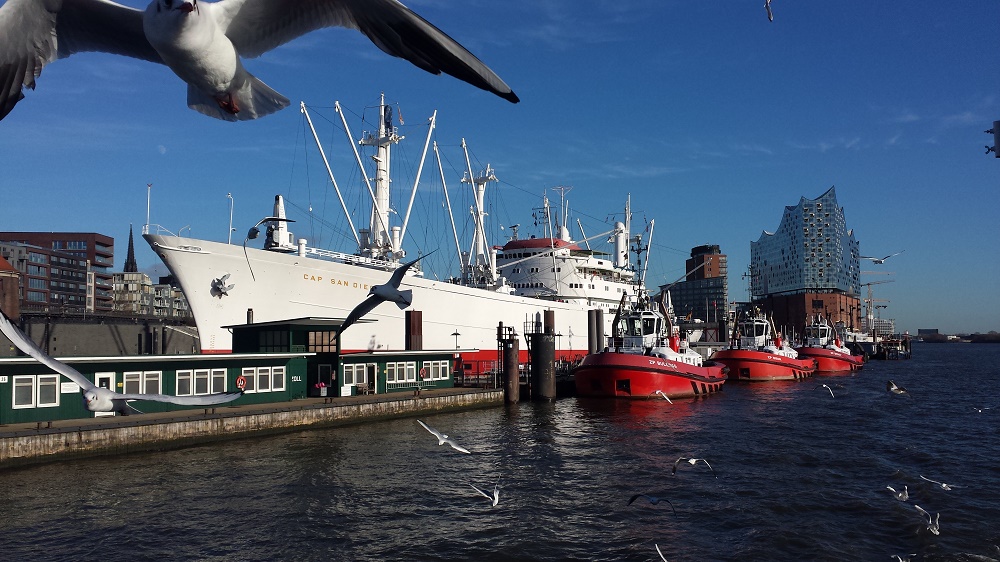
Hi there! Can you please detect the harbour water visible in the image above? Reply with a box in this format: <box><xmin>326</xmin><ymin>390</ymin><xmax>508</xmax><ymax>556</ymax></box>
<box><xmin>2</xmin><ymin>343</ymin><xmax>999</xmax><ymax>561</ymax></box>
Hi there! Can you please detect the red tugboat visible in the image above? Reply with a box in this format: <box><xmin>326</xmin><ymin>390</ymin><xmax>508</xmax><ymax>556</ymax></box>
<box><xmin>794</xmin><ymin>316</ymin><xmax>865</xmax><ymax>374</ymax></box>
<box><xmin>574</xmin><ymin>293</ymin><xmax>728</xmax><ymax>400</ymax></box>
<box><xmin>711</xmin><ymin>310</ymin><xmax>816</xmax><ymax>381</ymax></box>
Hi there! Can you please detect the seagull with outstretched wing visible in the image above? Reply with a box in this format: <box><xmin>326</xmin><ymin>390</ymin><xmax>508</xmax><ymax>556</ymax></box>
<box><xmin>0</xmin><ymin>0</ymin><xmax>518</xmax><ymax>122</ymax></box>
<box><xmin>339</xmin><ymin>251</ymin><xmax>433</xmax><ymax>334</ymax></box>
<box><xmin>0</xmin><ymin>311</ymin><xmax>242</xmax><ymax>414</ymax></box>
<box><xmin>860</xmin><ymin>251</ymin><xmax>904</xmax><ymax>264</ymax></box>
<box><xmin>416</xmin><ymin>419</ymin><xmax>470</xmax><ymax>454</ymax></box>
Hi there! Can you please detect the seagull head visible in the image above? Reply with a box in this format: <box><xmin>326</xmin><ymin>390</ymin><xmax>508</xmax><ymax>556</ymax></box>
<box><xmin>153</xmin><ymin>0</ymin><xmax>197</xmax><ymax>15</ymax></box>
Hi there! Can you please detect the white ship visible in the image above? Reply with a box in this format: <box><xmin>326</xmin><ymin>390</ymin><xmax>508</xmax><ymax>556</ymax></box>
<box><xmin>144</xmin><ymin>95</ymin><xmax>650</xmax><ymax>374</ymax></box>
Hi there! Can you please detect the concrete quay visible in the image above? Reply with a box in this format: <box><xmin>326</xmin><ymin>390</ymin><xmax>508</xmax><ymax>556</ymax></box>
<box><xmin>0</xmin><ymin>388</ymin><xmax>502</xmax><ymax>469</ymax></box>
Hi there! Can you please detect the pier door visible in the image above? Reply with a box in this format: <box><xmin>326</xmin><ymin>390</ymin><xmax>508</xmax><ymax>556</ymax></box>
<box><xmin>94</xmin><ymin>372</ymin><xmax>115</xmax><ymax>417</ymax></box>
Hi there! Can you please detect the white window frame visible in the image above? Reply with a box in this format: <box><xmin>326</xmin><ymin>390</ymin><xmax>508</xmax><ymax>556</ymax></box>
<box><xmin>37</xmin><ymin>374</ymin><xmax>60</xmax><ymax>408</ymax></box>
<box><xmin>194</xmin><ymin>369</ymin><xmax>210</xmax><ymax>395</ymax></box>
<box><xmin>211</xmin><ymin>369</ymin><xmax>227</xmax><ymax>393</ymax></box>
<box><xmin>12</xmin><ymin>375</ymin><xmax>35</xmax><ymax>409</ymax></box>
<box><xmin>271</xmin><ymin>366</ymin><xmax>285</xmax><ymax>392</ymax></box>
<box><xmin>177</xmin><ymin>369</ymin><xmax>193</xmax><ymax>396</ymax></box>
<box><xmin>256</xmin><ymin>367</ymin><xmax>271</xmax><ymax>392</ymax></box>
<box><xmin>241</xmin><ymin>367</ymin><xmax>256</xmax><ymax>393</ymax></box>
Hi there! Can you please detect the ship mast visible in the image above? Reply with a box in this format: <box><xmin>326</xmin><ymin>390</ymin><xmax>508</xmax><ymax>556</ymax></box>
<box><xmin>358</xmin><ymin>93</ymin><xmax>403</xmax><ymax>260</ymax></box>
<box><xmin>461</xmin><ymin>139</ymin><xmax>497</xmax><ymax>284</ymax></box>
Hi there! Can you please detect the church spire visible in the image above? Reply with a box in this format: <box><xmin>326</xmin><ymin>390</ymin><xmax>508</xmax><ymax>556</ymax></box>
<box><xmin>124</xmin><ymin>224</ymin><xmax>138</xmax><ymax>273</ymax></box>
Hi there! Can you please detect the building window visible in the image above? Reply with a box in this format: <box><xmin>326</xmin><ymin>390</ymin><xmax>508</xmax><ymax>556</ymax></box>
<box><xmin>38</xmin><ymin>375</ymin><xmax>59</xmax><ymax>407</ymax></box>
<box><xmin>259</xmin><ymin>330</ymin><xmax>288</xmax><ymax>352</ymax></box>
<box><xmin>12</xmin><ymin>375</ymin><xmax>61</xmax><ymax>408</ymax></box>
<box><xmin>212</xmin><ymin>369</ymin><xmax>227</xmax><ymax>393</ymax></box>
<box><xmin>124</xmin><ymin>371</ymin><xmax>162</xmax><ymax>395</ymax></box>
<box><xmin>308</xmin><ymin>331</ymin><xmax>337</xmax><ymax>353</ymax></box>
<box><xmin>271</xmin><ymin>367</ymin><xmax>285</xmax><ymax>392</ymax></box>
<box><xmin>194</xmin><ymin>369</ymin><xmax>210</xmax><ymax>394</ymax></box>
<box><xmin>12</xmin><ymin>375</ymin><xmax>34</xmax><ymax>408</ymax></box>
<box><xmin>241</xmin><ymin>367</ymin><xmax>256</xmax><ymax>392</ymax></box>
<box><xmin>256</xmin><ymin>367</ymin><xmax>271</xmax><ymax>392</ymax></box>
<box><xmin>177</xmin><ymin>370</ymin><xmax>193</xmax><ymax>396</ymax></box>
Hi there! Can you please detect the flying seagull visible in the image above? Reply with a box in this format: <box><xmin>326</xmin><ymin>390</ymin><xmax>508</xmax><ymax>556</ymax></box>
<box><xmin>0</xmin><ymin>311</ymin><xmax>242</xmax><ymax>414</ymax></box>
<box><xmin>627</xmin><ymin>494</ymin><xmax>676</xmax><ymax>515</ymax></box>
<box><xmin>920</xmin><ymin>475</ymin><xmax>960</xmax><ymax>491</ymax></box>
<box><xmin>887</xmin><ymin>380</ymin><xmax>908</xmax><ymax>395</ymax></box>
<box><xmin>861</xmin><ymin>251</ymin><xmax>904</xmax><ymax>264</ymax></box>
<box><xmin>672</xmin><ymin>456</ymin><xmax>717</xmax><ymax>478</ymax></box>
<box><xmin>470</xmin><ymin>476</ymin><xmax>500</xmax><ymax>506</ymax></box>
<box><xmin>0</xmin><ymin>0</ymin><xmax>518</xmax><ymax>123</ymax></box>
<box><xmin>816</xmin><ymin>383</ymin><xmax>835</xmax><ymax>398</ymax></box>
<box><xmin>764</xmin><ymin>0</ymin><xmax>773</xmax><ymax>22</ymax></box>
<box><xmin>652</xmin><ymin>389</ymin><xmax>673</xmax><ymax>404</ymax></box>
<box><xmin>339</xmin><ymin>251</ymin><xmax>434</xmax><ymax>334</ymax></box>
<box><xmin>913</xmin><ymin>504</ymin><xmax>940</xmax><ymax>535</ymax></box>
<box><xmin>886</xmin><ymin>485</ymin><xmax>908</xmax><ymax>502</ymax></box>
<box><xmin>416</xmin><ymin>419</ymin><xmax>470</xmax><ymax>454</ymax></box>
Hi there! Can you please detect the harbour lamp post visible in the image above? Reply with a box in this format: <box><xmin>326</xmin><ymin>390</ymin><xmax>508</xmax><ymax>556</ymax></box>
<box><xmin>227</xmin><ymin>193</ymin><xmax>235</xmax><ymax>244</ymax></box>
<box><xmin>451</xmin><ymin>330</ymin><xmax>461</xmax><ymax>349</ymax></box>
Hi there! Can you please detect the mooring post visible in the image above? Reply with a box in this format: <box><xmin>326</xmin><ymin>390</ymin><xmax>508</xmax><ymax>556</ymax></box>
<box><xmin>530</xmin><ymin>332</ymin><xmax>557</xmax><ymax>401</ymax></box>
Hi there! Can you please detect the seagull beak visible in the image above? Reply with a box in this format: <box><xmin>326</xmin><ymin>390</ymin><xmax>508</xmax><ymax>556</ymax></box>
<box><xmin>180</xmin><ymin>2</ymin><xmax>195</xmax><ymax>13</ymax></box>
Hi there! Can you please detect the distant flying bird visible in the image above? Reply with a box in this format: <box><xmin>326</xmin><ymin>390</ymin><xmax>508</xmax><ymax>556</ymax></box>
<box><xmin>470</xmin><ymin>476</ymin><xmax>500</xmax><ymax>506</ymax></box>
<box><xmin>627</xmin><ymin>494</ymin><xmax>676</xmax><ymax>515</ymax></box>
<box><xmin>339</xmin><ymin>251</ymin><xmax>433</xmax><ymax>334</ymax></box>
<box><xmin>764</xmin><ymin>0</ymin><xmax>773</xmax><ymax>21</ymax></box>
<box><xmin>920</xmin><ymin>475</ymin><xmax>960</xmax><ymax>491</ymax></box>
<box><xmin>652</xmin><ymin>389</ymin><xmax>673</xmax><ymax>404</ymax></box>
<box><xmin>816</xmin><ymin>384</ymin><xmax>835</xmax><ymax>398</ymax></box>
<box><xmin>672</xmin><ymin>457</ymin><xmax>717</xmax><ymax>478</ymax></box>
<box><xmin>913</xmin><ymin>504</ymin><xmax>940</xmax><ymax>535</ymax></box>
<box><xmin>886</xmin><ymin>485</ymin><xmax>908</xmax><ymax>501</ymax></box>
<box><xmin>416</xmin><ymin>419</ymin><xmax>470</xmax><ymax>454</ymax></box>
<box><xmin>887</xmin><ymin>380</ymin><xmax>908</xmax><ymax>395</ymax></box>
<box><xmin>860</xmin><ymin>251</ymin><xmax>904</xmax><ymax>264</ymax></box>
<box><xmin>0</xmin><ymin>0</ymin><xmax>519</xmax><ymax>123</ymax></box>
<box><xmin>0</xmin><ymin>311</ymin><xmax>242</xmax><ymax>414</ymax></box>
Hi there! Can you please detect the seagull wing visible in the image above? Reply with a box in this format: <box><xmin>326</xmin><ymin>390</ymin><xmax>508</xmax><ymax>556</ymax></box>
<box><xmin>671</xmin><ymin>457</ymin><xmax>685</xmax><ymax>475</ymax></box>
<box><xmin>627</xmin><ymin>493</ymin><xmax>646</xmax><ymax>505</ymax></box>
<box><xmin>0</xmin><ymin>311</ymin><xmax>95</xmax><ymax>390</ymax></box>
<box><xmin>913</xmin><ymin>504</ymin><xmax>932</xmax><ymax>523</ymax></box>
<box><xmin>0</xmin><ymin>0</ymin><xmax>161</xmax><ymax>120</ymax></box>
<box><xmin>446</xmin><ymin>438</ymin><xmax>471</xmax><ymax>454</ymax></box>
<box><xmin>655</xmin><ymin>544</ymin><xmax>668</xmax><ymax>562</ymax></box>
<box><xmin>115</xmin><ymin>390</ymin><xmax>244</xmax><ymax>406</ymax></box>
<box><xmin>417</xmin><ymin>419</ymin><xmax>443</xmax><ymax>440</ymax></box>
<box><xmin>218</xmin><ymin>0</ymin><xmax>517</xmax><ymax>103</ymax></box>
<box><xmin>701</xmin><ymin>459</ymin><xmax>718</xmax><ymax>477</ymax></box>
<box><xmin>386</xmin><ymin>249</ymin><xmax>436</xmax><ymax>288</ymax></box>
<box><xmin>470</xmin><ymin>483</ymin><xmax>494</xmax><ymax>502</ymax></box>
<box><xmin>339</xmin><ymin>294</ymin><xmax>383</xmax><ymax>334</ymax></box>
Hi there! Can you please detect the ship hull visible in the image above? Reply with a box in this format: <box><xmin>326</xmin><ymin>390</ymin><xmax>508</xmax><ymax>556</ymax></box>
<box><xmin>794</xmin><ymin>347</ymin><xmax>864</xmax><ymax>374</ymax></box>
<box><xmin>573</xmin><ymin>352</ymin><xmax>727</xmax><ymax>399</ymax></box>
<box><xmin>711</xmin><ymin>349</ymin><xmax>816</xmax><ymax>381</ymax></box>
<box><xmin>145</xmin><ymin>234</ymin><xmax>609</xmax><ymax>369</ymax></box>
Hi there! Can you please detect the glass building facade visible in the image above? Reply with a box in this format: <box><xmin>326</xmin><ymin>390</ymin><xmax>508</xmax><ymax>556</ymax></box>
<box><xmin>750</xmin><ymin>187</ymin><xmax>860</xmax><ymax>297</ymax></box>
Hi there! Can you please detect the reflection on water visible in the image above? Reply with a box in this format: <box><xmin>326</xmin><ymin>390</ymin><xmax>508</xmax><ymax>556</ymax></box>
<box><xmin>2</xmin><ymin>344</ymin><xmax>1000</xmax><ymax>561</ymax></box>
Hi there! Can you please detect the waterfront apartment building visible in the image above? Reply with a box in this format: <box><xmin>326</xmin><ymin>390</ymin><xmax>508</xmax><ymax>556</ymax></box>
<box><xmin>748</xmin><ymin>187</ymin><xmax>863</xmax><ymax>336</ymax></box>
<box><xmin>0</xmin><ymin>232</ymin><xmax>114</xmax><ymax>314</ymax></box>
<box><xmin>664</xmin><ymin>245</ymin><xmax>729</xmax><ymax>323</ymax></box>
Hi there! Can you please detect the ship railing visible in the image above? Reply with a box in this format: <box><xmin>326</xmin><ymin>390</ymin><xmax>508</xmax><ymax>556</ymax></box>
<box><xmin>303</xmin><ymin>247</ymin><xmax>404</xmax><ymax>272</ymax></box>
<box><xmin>143</xmin><ymin>224</ymin><xmax>181</xmax><ymax>237</ymax></box>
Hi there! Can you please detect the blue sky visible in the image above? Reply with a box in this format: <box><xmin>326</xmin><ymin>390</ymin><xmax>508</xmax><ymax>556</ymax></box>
<box><xmin>2</xmin><ymin>0</ymin><xmax>998</xmax><ymax>334</ymax></box>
